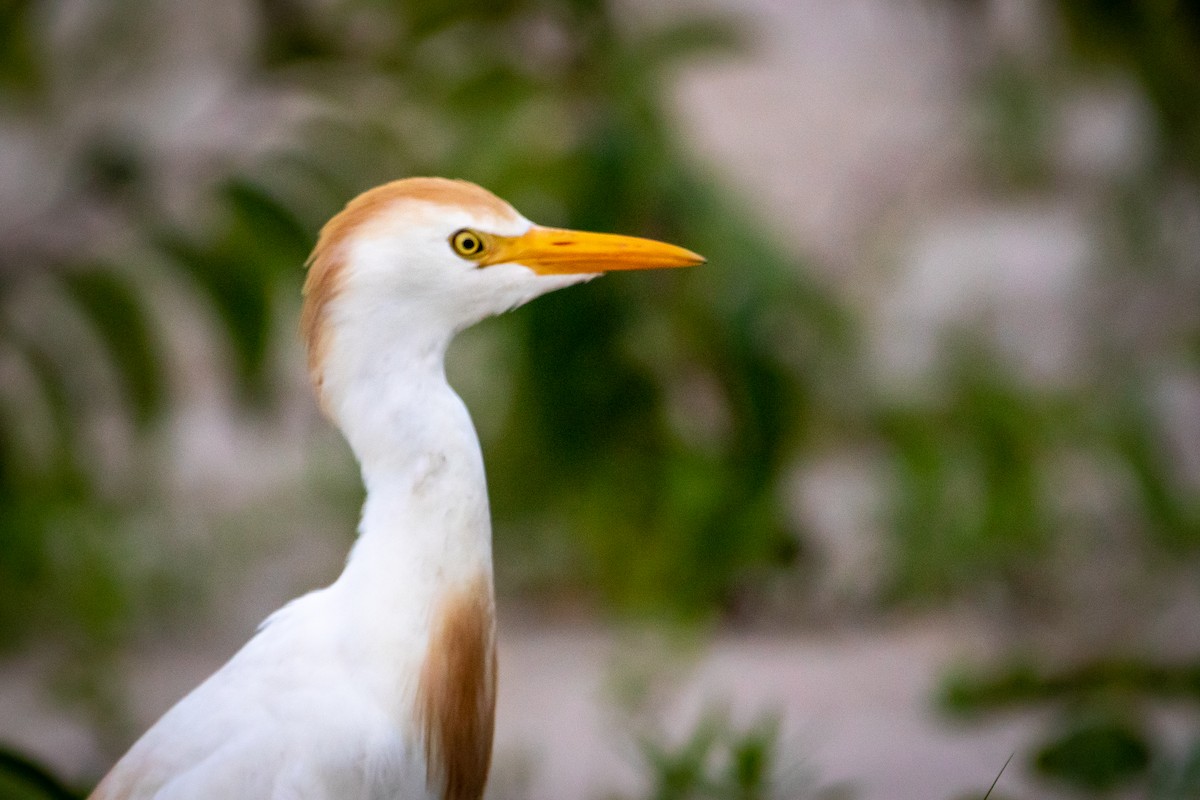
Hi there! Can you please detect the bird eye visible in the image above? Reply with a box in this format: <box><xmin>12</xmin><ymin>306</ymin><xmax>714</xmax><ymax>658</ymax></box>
<box><xmin>450</xmin><ymin>229</ymin><xmax>486</xmax><ymax>259</ymax></box>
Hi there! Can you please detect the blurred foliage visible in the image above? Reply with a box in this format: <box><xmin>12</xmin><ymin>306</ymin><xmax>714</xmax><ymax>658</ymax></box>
<box><xmin>1034</xmin><ymin>717</ymin><xmax>1151</xmax><ymax>792</ymax></box>
<box><xmin>1</xmin><ymin>0</ymin><xmax>1200</xmax><ymax>784</ymax></box>
<box><xmin>616</xmin><ymin>709</ymin><xmax>846</xmax><ymax>800</ymax></box>
<box><xmin>0</xmin><ymin>0</ymin><xmax>1193</xmax><ymax>643</ymax></box>
<box><xmin>951</xmin><ymin>0</ymin><xmax>1200</xmax><ymax>178</ymax></box>
<box><xmin>898</xmin><ymin>0</ymin><xmax>1200</xmax><ymax>602</ymax></box>
<box><xmin>1151</xmin><ymin>735</ymin><xmax>1200</xmax><ymax>800</ymax></box>
<box><xmin>0</xmin><ymin>747</ymin><xmax>84</xmax><ymax>800</ymax></box>
<box><xmin>943</xmin><ymin>659</ymin><xmax>1200</xmax><ymax>795</ymax></box>
<box><xmin>1056</xmin><ymin>0</ymin><xmax>1200</xmax><ymax>176</ymax></box>
<box><xmin>151</xmin><ymin>177</ymin><xmax>312</xmax><ymax>397</ymax></box>
<box><xmin>929</xmin><ymin>1</ymin><xmax>1200</xmax><ymax>794</ymax></box>
<box><xmin>972</xmin><ymin>58</ymin><xmax>1057</xmax><ymax>189</ymax></box>
<box><xmin>877</xmin><ymin>349</ymin><xmax>1065</xmax><ymax>600</ymax></box>
<box><xmin>944</xmin><ymin>658</ymin><xmax>1200</xmax><ymax>711</ymax></box>
<box><xmin>628</xmin><ymin>711</ymin><xmax>782</xmax><ymax>800</ymax></box>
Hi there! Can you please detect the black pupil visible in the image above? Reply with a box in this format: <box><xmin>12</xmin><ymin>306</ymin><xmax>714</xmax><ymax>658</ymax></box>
<box><xmin>460</xmin><ymin>234</ymin><xmax>477</xmax><ymax>252</ymax></box>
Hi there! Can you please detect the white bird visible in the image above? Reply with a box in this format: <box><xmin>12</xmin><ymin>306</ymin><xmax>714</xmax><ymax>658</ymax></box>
<box><xmin>90</xmin><ymin>177</ymin><xmax>703</xmax><ymax>800</ymax></box>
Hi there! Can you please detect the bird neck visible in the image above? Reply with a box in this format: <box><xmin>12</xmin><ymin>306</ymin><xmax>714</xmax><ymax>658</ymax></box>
<box><xmin>330</xmin><ymin>330</ymin><xmax>495</xmax><ymax>636</ymax></box>
<box><xmin>315</xmin><ymin>332</ymin><xmax>498</xmax><ymax>798</ymax></box>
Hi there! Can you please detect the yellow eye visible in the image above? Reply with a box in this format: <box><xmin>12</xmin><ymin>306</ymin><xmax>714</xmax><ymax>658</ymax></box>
<box><xmin>450</xmin><ymin>229</ymin><xmax>486</xmax><ymax>259</ymax></box>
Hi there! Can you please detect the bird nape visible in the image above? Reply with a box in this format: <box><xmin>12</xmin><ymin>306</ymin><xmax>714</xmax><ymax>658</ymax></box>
<box><xmin>90</xmin><ymin>177</ymin><xmax>703</xmax><ymax>800</ymax></box>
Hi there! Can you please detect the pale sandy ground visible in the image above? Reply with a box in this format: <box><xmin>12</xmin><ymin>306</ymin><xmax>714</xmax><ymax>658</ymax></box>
<box><xmin>0</xmin><ymin>1</ymin><xmax>1161</xmax><ymax>798</ymax></box>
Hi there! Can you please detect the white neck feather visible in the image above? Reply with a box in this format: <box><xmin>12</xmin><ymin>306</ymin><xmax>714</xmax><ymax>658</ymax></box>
<box><xmin>308</xmin><ymin>311</ymin><xmax>495</xmax><ymax>724</ymax></box>
<box><xmin>332</xmin><ymin>324</ymin><xmax>493</xmax><ymax>598</ymax></box>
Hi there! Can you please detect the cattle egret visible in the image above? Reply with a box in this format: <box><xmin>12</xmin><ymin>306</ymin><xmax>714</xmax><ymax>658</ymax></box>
<box><xmin>90</xmin><ymin>177</ymin><xmax>703</xmax><ymax>800</ymax></box>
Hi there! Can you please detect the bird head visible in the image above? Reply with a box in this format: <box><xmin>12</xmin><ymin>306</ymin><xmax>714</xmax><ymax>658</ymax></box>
<box><xmin>302</xmin><ymin>177</ymin><xmax>703</xmax><ymax>411</ymax></box>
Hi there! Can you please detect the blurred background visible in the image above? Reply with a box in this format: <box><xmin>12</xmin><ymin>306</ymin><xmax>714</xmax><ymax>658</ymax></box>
<box><xmin>1</xmin><ymin>0</ymin><xmax>1198</xmax><ymax>797</ymax></box>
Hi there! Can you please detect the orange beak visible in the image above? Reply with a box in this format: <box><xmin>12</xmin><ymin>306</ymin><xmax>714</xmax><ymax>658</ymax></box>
<box><xmin>481</xmin><ymin>227</ymin><xmax>705</xmax><ymax>275</ymax></box>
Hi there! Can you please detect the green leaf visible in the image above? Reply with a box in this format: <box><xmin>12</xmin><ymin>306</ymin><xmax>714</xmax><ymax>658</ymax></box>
<box><xmin>251</xmin><ymin>0</ymin><xmax>338</xmax><ymax>68</ymax></box>
<box><xmin>155</xmin><ymin>231</ymin><xmax>273</xmax><ymax>397</ymax></box>
<box><xmin>1034</xmin><ymin>718</ymin><xmax>1151</xmax><ymax>792</ymax></box>
<box><xmin>61</xmin><ymin>268</ymin><xmax>165</xmax><ymax>425</ymax></box>
<box><xmin>0</xmin><ymin>745</ymin><xmax>84</xmax><ymax>800</ymax></box>
<box><xmin>0</xmin><ymin>0</ymin><xmax>44</xmax><ymax>101</ymax></box>
<box><xmin>220</xmin><ymin>178</ymin><xmax>312</xmax><ymax>272</ymax></box>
